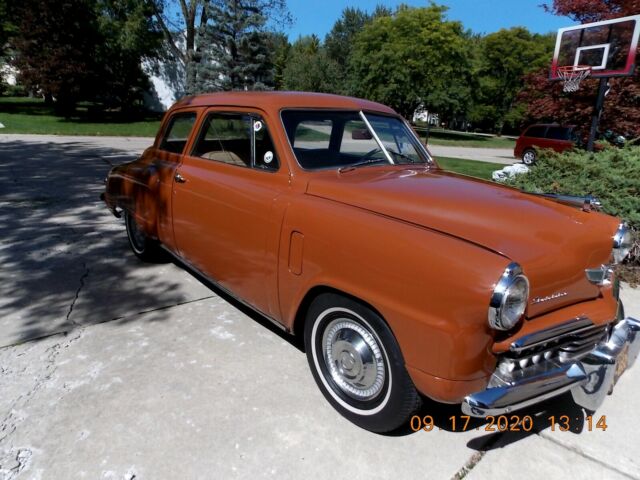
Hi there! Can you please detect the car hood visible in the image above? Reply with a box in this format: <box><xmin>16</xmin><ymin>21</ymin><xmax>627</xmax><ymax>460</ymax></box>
<box><xmin>305</xmin><ymin>166</ymin><xmax>619</xmax><ymax>317</ymax></box>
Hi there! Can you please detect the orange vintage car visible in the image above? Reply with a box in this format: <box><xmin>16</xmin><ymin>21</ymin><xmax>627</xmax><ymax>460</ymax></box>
<box><xmin>103</xmin><ymin>92</ymin><xmax>638</xmax><ymax>432</ymax></box>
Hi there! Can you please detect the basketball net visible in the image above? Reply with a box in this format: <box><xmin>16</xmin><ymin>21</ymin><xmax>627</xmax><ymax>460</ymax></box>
<box><xmin>557</xmin><ymin>65</ymin><xmax>592</xmax><ymax>93</ymax></box>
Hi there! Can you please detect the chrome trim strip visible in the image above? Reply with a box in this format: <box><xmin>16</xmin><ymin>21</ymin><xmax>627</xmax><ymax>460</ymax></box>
<box><xmin>509</xmin><ymin>317</ymin><xmax>593</xmax><ymax>353</ymax></box>
<box><xmin>359</xmin><ymin>111</ymin><xmax>395</xmax><ymax>165</ymax></box>
<box><xmin>533</xmin><ymin>192</ymin><xmax>602</xmax><ymax>211</ymax></box>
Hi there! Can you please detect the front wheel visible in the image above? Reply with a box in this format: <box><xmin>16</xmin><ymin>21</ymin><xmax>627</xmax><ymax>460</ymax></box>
<box><xmin>522</xmin><ymin>148</ymin><xmax>537</xmax><ymax>165</ymax></box>
<box><xmin>124</xmin><ymin>212</ymin><xmax>166</xmax><ymax>262</ymax></box>
<box><xmin>304</xmin><ymin>293</ymin><xmax>421</xmax><ymax>432</ymax></box>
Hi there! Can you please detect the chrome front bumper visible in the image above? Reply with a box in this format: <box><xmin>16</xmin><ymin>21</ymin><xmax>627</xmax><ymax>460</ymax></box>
<box><xmin>462</xmin><ymin>317</ymin><xmax>640</xmax><ymax>417</ymax></box>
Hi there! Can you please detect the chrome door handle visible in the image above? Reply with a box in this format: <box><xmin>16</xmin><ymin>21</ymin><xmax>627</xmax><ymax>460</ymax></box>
<box><xmin>175</xmin><ymin>173</ymin><xmax>187</xmax><ymax>183</ymax></box>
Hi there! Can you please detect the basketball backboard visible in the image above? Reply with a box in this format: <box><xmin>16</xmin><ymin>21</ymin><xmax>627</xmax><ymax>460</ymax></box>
<box><xmin>550</xmin><ymin>14</ymin><xmax>640</xmax><ymax>79</ymax></box>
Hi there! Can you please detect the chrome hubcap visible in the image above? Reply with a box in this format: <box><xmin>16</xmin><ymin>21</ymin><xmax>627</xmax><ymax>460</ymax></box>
<box><xmin>523</xmin><ymin>152</ymin><xmax>535</xmax><ymax>164</ymax></box>
<box><xmin>322</xmin><ymin>318</ymin><xmax>385</xmax><ymax>401</ymax></box>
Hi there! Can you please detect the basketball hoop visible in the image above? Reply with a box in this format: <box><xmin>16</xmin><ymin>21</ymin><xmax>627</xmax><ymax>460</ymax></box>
<box><xmin>557</xmin><ymin>65</ymin><xmax>592</xmax><ymax>92</ymax></box>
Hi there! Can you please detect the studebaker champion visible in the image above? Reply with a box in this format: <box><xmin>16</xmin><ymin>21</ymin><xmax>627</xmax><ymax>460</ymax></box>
<box><xmin>103</xmin><ymin>92</ymin><xmax>638</xmax><ymax>432</ymax></box>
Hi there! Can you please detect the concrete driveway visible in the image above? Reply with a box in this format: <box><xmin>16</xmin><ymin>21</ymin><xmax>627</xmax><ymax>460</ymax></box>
<box><xmin>0</xmin><ymin>134</ymin><xmax>638</xmax><ymax>480</ymax></box>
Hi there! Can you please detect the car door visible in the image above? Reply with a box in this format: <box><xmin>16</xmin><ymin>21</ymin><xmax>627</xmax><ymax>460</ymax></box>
<box><xmin>149</xmin><ymin>110</ymin><xmax>200</xmax><ymax>252</ymax></box>
<box><xmin>171</xmin><ymin>108</ymin><xmax>290</xmax><ymax>318</ymax></box>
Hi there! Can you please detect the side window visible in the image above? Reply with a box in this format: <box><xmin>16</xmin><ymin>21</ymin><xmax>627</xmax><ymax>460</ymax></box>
<box><xmin>192</xmin><ymin>112</ymin><xmax>279</xmax><ymax>171</ymax></box>
<box><xmin>547</xmin><ymin>127</ymin><xmax>571</xmax><ymax>140</ymax></box>
<box><xmin>294</xmin><ymin>120</ymin><xmax>332</xmax><ymax>150</ymax></box>
<box><xmin>159</xmin><ymin>113</ymin><xmax>197</xmax><ymax>154</ymax></box>
<box><xmin>524</xmin><ymin>126</ymin><xmax>546</xmax><ymax>138</ymax></box>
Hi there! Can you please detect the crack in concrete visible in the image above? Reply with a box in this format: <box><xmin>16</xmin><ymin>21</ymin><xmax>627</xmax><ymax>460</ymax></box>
<box><xmin>0</xmin><ymin>448</ymin><xmax>32</xmax><ymax>480</ymax></box>
<box><xmin>539</xmin><ymin>432</ymin><xmax>638</xmax><ymax>480</ymax></box>
<box><xmin>451</xmin><ymin>451</ymin><xmax>485</xmax><ymax>479</ymax></box>
<box><xmin>0</xmin><ymin>328</ymin><xmax>85</xmax><ymax>452</ymax></box>
<box><xmin>65</xmin><ymin>262</ymin><xmax>89</xmax><ymax>327</ymax></box>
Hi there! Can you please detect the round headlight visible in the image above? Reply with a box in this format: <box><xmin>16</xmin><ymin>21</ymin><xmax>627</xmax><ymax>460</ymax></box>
<box><xmin>488</xmin><ymin>263</ymin><xmax>530</xmax><ymax>331</ymax></box>
<box><xmin>612</xmin><ymin>224</ymin><xmax>632</xmax><ymax>264</ymax></box>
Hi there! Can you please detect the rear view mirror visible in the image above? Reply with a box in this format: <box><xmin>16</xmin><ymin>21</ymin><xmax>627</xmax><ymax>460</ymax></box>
<box><xmin>352</xmin><ymin>128</ymin><xmax>373</xmax><ymax>140</ymax></box>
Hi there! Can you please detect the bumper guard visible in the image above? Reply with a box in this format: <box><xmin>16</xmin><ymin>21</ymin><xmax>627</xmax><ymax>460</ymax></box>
<box><xmin>462</xmin><ymin>317</ymin><xmax>640</xmax><ymax>416</ymax></box>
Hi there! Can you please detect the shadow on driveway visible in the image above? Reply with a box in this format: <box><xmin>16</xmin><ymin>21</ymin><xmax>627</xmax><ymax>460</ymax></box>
<box><xmin>0</xmin><ymin>138</ymin><xmax>191</xmax><ymax>346</ymax></box>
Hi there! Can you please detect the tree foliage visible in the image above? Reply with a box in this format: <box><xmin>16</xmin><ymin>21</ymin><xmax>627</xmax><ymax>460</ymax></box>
<box><xmin>469</xmin><ymin>28</ymin><xmax>554</xmax><ymax>133</ymax></box>
<box><xmin>281</xmin><ymin>35</ymin><xmax>341</xmax><ymax>93</ymax></box>
<box><xmin>97</xmin><ymin>0</ymin><xmax>162</xmax><ymax>108</ymax></box>
<box><xmin>519</xmin><ymin>0</ymin><xmax>640</xmax><ymax>138</ymax></box>
<box><xmin>348</xmin><ymin>5</ymin><xmax>471</xmax><ymax>119</ymax></box>
<box><xmin>507</xmin><ymin>146</ymin><xmax>640</xmax><ymax>272</ymax></box>
<box><xmin>11</xmin><ymin>0</ymin><xmax>160</xmax><ymax>112</ymax></box>
<box><xmin>196</xmin><ymin>0</ymin><xmax>283</xmax><ymax>92</ymax></box>
<box><xmin>150</xmin><ymin>0</ymin><xmax>289</xmax><ymax>94</ymax></box>
<box><xmin>543</xmin><ymin>0</ymin><xmax>640</xmax><ymax>22</ymax></box>
<box><xmin>12</xmin><ymin>0</ymin><xmax>104</xmax><ymax>113</ymax></box>
<box><xmin>150</xmin><ymin>0</ymin><xmax>210</xmax><ymax>95</ymax></box>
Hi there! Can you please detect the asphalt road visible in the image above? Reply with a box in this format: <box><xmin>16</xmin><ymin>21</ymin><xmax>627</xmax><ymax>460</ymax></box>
<box><xmin>0</xmin><ymin>134</ymin><xmax>638</xmax><ymax>479</ymax></box>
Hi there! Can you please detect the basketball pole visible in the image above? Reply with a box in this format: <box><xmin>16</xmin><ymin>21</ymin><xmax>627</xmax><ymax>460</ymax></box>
<box><xmin>587</xmin><ymin>77</ymin><xmax>609</xmax><ymax>152</ymax></box>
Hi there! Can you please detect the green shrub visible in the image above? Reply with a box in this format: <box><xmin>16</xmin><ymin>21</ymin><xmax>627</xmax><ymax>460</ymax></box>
<box><xmin>507</xmin><ymin>146</ymin><xmax>640</xmax><ymax>282</ymax></box>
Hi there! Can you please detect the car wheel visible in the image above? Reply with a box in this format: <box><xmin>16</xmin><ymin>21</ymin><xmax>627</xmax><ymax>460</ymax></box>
<box><xmin>124</xmin><ymin>211</ymin><xmax>165</xmax><ymax>262</ymax></box>
<box><xmin>304</xmin><ymin>293</ymin><xmax>421</xmax><ymax>432</ymax></box>
<box><xmin>522</xmin><ymin>149</ymin><xmax>537</xmax><ymax>165</ymax></box>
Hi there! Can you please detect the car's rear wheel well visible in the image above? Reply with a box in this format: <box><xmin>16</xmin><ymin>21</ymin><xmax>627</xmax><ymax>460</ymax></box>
<box><xmin>292</xmin><ymin>286</ymin><xmax>387</xmax><ymax>348</ymax></box>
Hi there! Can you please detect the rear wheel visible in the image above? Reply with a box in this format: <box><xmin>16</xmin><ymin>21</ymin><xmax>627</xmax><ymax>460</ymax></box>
<box><xmin>124</xmin><ymin>212</ymin><xmax>166</xmax><ymax>262</ymax></box>
<box><xmin>522</xmin><ymin>148</ymin><xmax>537</xmax><ymax>165</ymax></box>
<box><xmin>304</xmin><ymin>293</ymin><xmax>421</xmax><ymax>432</ymax></box>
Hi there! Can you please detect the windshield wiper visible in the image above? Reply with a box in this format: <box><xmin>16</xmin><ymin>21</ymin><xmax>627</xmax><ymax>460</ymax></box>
<box><xmin>387</xmin><ymin>150</ymin><xmax>419</xmax><ymax>164</ymax></box>
<box><xmin>338</xmin><ymin>158</ymin><xmax>388</xmax><ymax>173</ymax></box>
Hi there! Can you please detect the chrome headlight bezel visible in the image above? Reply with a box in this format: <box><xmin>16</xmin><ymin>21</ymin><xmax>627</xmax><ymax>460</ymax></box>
<box><xmin>612</xmin><ymin>223</ymin><xmax>632</xmax><ymax>264</ymax></box>
<box><xmin>488</xmin><ymin>263</ymin><xmax>530</xmax><ymax>331</ymax></box>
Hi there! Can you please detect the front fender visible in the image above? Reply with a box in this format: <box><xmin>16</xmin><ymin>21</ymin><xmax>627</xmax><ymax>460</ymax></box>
<box><xmin>278</xmin><ymin>195</ymin><xmax>509</xmax><ymax>390</ymax></box>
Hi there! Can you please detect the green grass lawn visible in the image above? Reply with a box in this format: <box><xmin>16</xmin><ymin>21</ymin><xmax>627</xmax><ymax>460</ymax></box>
<box><xmin>0</xmin><ymin>96</ymin><xmax>161</xmax><ymax>136</ymax></box>
<box><xmin>417</xmin><ymin>128</ymin><xmax>516</xmax><ymax>149</ymax></box>
<box><xmin>436</xmin><ymin>156</ymin><xmax>503</xmax><ymax>180</ymax></box>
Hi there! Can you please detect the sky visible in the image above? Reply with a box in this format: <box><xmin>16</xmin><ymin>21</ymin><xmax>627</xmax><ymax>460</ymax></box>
<box><xmin>284</xmin><ymin>0</ymin><xmax>573</xmax><ymax>40</ymax></box>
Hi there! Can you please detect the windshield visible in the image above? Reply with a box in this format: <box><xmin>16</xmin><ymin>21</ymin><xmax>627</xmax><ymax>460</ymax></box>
<box><xmin>281</xmin><ymin>110</ymin><xmax>431</xmax><ymax>170</ymax></box>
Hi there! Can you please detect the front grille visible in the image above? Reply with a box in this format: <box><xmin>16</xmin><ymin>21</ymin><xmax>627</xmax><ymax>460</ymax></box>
<box><xmin>557</xmin><ymin>324</ymin><xmax>609</xmax><ymax>361</ymax></box>
<box><xmin>496</xmin><ymin>321</ymin><xmax>611</xmax><ymax>377</ymax></box>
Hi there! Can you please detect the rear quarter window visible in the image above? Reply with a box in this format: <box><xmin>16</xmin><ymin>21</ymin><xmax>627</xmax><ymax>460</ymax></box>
<box><xmin>159</xmin><ymin>112</ymin><xmax>197</xmax><ymax>154</ymax></box>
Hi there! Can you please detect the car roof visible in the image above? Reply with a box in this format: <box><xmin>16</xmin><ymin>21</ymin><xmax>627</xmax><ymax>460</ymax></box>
<box><xmin>170</xmin><ymin>91</ymin><xmax>397</xmax><ymax>115</ymax></box>
<box><xmin>526</xmin><ymin>123</ymin><xmax>576</xmax><ymax>128</ymax></box>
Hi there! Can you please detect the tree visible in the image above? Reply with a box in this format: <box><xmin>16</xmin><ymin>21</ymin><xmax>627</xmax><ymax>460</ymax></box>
<box><xmin>97</xmin><ymin>0</ymin><xmax>162</xmax><ymax>110</ymax></box>
<box><xmin>543</xmin><ymin>0</ymin><xmax>640</xmax><ymax>22</ymax></box>
<box><xmin>11</xmin><ymin>0</ymin><xmax>161</xmax><ymax>112</ymax></box>
<box><xmin>324</xmin><ymin>7</ymin><xmax>371</xmax><ymax>67</ymax></box>
<box><xmin>269</xmin><ymin>32</ymin><xmax>289</xmax><ymax>90</ymax></box>
<box><xmin>519</xmin><ymin>0</ymin><xmax>640</xmax><ymax>138</ymax></box>
<box><xmin>196</xmin><ymin>0</ymin><xmax>284</xmax><ymax>92</ymax></box>
<box><xmin>281</xmin><ymin>35</ymin><xmax>342</xmax><ymax>93</ymax></box>
<box><xmin>150</xmin><ymin>0</ymin><xmax>289</xmax><ymax>94</ymax></box>
<box><xmin>348</xmin><ymin>5</ymin><xmax>472</xmax><ymax>120</ymax></box>
<box><xmin>322</xmin><ymin>6</ymin><xmax>392</xmax><ymax>95</ymax></box>
<box><xmin>150</xmin><ymin>0</ymin><xmax>210</xmax><ymax>95</ymax></box>
<box><xmin>12</xmin><ymin>0</ymin><xmax>104</xmax><ymax>112</ymax></box>
<box><xmin>469</xmin><ymin>28</ymin><xmax>554</xmax><ymax>133</ymax></box>
<box><xmin>0</xmin><ymin>0</ymin><xmax>17</xmax><ymax>93</ymax></box>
